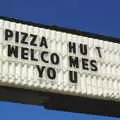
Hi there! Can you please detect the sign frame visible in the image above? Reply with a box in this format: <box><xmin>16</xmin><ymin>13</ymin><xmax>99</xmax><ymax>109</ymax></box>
<box><xmin>0</xmin><ymin>16</ymin><xmax>120</xmax><ymax>117</ymax></box>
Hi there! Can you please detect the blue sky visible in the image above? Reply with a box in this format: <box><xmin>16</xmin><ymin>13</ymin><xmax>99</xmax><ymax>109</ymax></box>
<box><xmin>0</xmin><ymin>0</ymin><xmax>120</xmax><ymax>120</ymax></box>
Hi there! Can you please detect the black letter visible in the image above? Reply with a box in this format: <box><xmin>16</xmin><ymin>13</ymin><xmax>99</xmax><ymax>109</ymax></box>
<box><xmin>69</xmin><ymin>42</ymin><xmax>76</xmax><ymax>54</ymax></box>
<box><xmin>79</xmin><ymin>44</ymin><xmax>87</xmax><ymax>55</ymax></box>
<box><xmin>30</xmin><ymin>34</ymin><xmax>37</xmax><ymax>46</ymax></box>
<box><xmin>69</xmin><ymin>71</ymin><xmax>77</xmax><ymax>83</ymax></box>
<box><xmin>5</xmin><ymin>29</ymin><xmax>13</xmax><ymax>41</ymax></box>
<box><xmin>8</xmin><ymin>45</ymin><xmax>18</xmax><ymax>58</ymax></box>
<box><xmin>51</xmin><ymin>53</ymin><xmax>60</xmax><ymax>65</ymax></box>
<box><xmin>21</xmin><ymin>47</ymin><xmax>29</xmax><ymax>60</ymax></box>
<box><xmin>40</xmin><ymin>36</ymin><xmax>48</xmax><ymax>48</ymax></box>
<box><xmin>96</xmin><ymin>47</ymin><xmax>102</xmax><ymax>58</ymax></box>
<box><xmin>21</xmin><ymin>32</ymin><xmax>28</xmax><ymax>44</ymax></box>
<box><xmin>69</xmin><ymin>56</ymin><xmax>79</xmax><ymax>68</ymax></box>
<box><xmin>47</xmin><ymin>67</ymin><xmax>56</xmax><ymax>79</ymax></box>
<box><xmin>15</xmin><ymin>31</ymin><xmax>19</xmax><ymax>43</ymax></box>
<box><xmin>31</xmin><ymin>49</ymin><xmax>38</xmax><ymax>61</ymax></box>
<box><xmin>36</xmin><ymin>65</ymin><xmax>45</xmax><ymax>77</ymax></box>
<box><xmin>41</xmin><ymin>51</ymin><xmax>49</xmax><ymax>63</ymax></box>
<box><xmin>90</xmin><ymin>60</ymin><xmax>98</xmax><ymax>71</ymax></box>
<box><xmin>82</xmin><ymin>58</ymin><xmax>89</xmax><ymax>70</ymax></box>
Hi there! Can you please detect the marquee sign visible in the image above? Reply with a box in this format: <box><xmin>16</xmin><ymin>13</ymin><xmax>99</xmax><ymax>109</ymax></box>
<box><xmin>0</xmin><ymin>17</ymin><xmax>120</xmax><ymax>104</ymax></box>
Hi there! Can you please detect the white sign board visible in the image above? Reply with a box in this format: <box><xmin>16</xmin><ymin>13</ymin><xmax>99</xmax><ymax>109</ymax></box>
<box><xmin>0</xmin><ymin>17</ymin><xmax>120</xmax><ymax>102</ymax></box>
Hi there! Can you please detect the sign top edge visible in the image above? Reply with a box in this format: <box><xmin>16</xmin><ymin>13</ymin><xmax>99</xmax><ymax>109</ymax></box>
<box><xmin>0</xmin><ymin>16</ymin><xmax>120</xmax><ymax>43</ymax></box>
